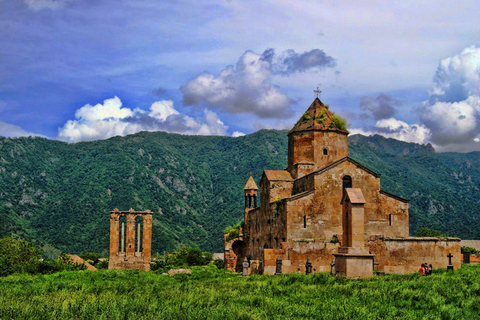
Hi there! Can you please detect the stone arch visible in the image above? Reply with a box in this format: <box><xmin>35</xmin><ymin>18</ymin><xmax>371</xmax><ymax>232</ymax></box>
<box><xmin>342</xmin><ymin>175</ymin><xmax>352</xmax><ymax>196</ymax></box>
<box><xmin>232</xmin><ymin>240</ymin><xmax>247</xmax><ymax>273</ymax></box>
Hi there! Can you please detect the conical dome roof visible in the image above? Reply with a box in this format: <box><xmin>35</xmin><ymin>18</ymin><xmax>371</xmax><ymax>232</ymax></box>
<box><xmin>243</xmin><ymin>175</ymin><xmax>258</xmax><ymax>190</ymax></box>
<box><xmin>290</xmin><ymin>98</ymin><xmax>349</xmax><ymax>134</ymax></box>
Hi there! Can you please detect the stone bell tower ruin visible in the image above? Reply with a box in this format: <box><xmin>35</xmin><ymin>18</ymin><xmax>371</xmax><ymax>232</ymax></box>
<box><xmin>109</xmin><ymin>208</ymin><xmax>153</xmax><ymax>271</ymax></box>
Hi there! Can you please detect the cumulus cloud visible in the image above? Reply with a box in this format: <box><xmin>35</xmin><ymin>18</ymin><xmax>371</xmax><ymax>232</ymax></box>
<box><xmin>349</xmin><ymin>119</ymin><xmax>431</xmax><ymax>145</ymax></box>
<box><xmin>430</xmin><ymin>46</ymin><xmax>480</xmax><ymax>104</ymax></box>
<box><xmin>420</xmin><ymin>46</ymin><xmax>480</xmax><ymax>150</ymax></box>
<box><xmin>360</xmin><ymin>93</ymin><xmax>398</xmax><ymax>120</ymax></box>
<box><xmin>0</xmin><ymin>120</ymin><xmax>41</xmax><ymax>138</ymax></box>
<box><xmin>375</xmin><ymin>118</ymin><xmax>431</xmax><ymax>145</ymax></box>
<box><xmin>181</xmin><ymin>48</ymin><xmax>336</xmax><ymax>118</ymax></box>
<box><xmin>57</xmin><ymin>97</ymin><xmax>228</xmax><ymax>143</ymax></box>
<box><xmin>421</xmin><ymin>96</ymin><xmax>480</xmax><ymax>146</ymax></box>
<box><xmin>24</xmin><ymin>0</ymin><xmax>71</xmax><ymax>11</ymax></box>
<box><xmin>231</xmin><ymin>131</ymin><xmax>246</xmax><ymax>138</ymax></box>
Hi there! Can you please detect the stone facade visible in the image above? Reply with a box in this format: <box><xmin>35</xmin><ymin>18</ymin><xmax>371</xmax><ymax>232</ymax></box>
<box><xmin>225</xmin><ymin>98</ymin><xmax>461</xmax><ymax>277</ymax></box>
<box><xmin>109</xmin><ymin>208</ymin><xmax>153</xmax><ymax>271</ymax></box>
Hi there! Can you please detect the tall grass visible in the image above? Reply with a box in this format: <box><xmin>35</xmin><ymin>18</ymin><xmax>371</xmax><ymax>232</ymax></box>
<box><xmin>1</xmin><ymin>265</ymin><xmax>479</xmax><ymax>319</ymax></box>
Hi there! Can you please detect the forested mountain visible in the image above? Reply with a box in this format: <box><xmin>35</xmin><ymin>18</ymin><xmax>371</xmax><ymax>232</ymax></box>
<box><xmin>0</xmin><ymin>130</ymin><xmax>479</xmax><ymax>256</ymax></box>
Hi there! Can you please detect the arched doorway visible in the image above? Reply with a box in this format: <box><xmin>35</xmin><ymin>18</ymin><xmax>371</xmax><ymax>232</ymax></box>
<box><xmin>232</xmin><ymin>240</ymin><xmax>247</xmax><ymax>273</ymax></box>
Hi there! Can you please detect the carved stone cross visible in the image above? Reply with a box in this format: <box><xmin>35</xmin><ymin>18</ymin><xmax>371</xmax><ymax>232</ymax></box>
<box><xmin>447</xmin><ymin>252</ymin><xmax>454</xmax><ymax>271</ymax></box>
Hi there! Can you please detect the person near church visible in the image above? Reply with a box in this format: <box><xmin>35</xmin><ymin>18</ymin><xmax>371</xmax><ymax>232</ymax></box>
<box><xmin>419</xmin><ymin>264</ymin><xmax>425</xmax><ymax>276</ymax></box>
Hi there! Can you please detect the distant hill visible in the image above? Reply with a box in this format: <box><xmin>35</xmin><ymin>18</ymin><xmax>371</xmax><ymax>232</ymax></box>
<box><xmin>0</xmin><ymin>130</ymin><xmax>479</xmax><ymax>256</ymax></box>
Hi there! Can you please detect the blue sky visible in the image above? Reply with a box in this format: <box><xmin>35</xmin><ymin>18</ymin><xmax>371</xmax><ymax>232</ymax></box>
<box><xmin>1</xmin><ymin>0</ymin><xmax>480</xmax><ymax>151</ymax></box>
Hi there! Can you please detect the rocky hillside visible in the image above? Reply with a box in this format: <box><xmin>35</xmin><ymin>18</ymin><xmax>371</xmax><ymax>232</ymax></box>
<box><xmin>0</xmin><ymin>130</ymin><xmax>479</xmax><ymax>256</ymax></box>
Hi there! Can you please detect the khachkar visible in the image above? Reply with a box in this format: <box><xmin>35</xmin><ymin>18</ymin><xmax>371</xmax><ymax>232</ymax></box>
<box><xmin>108</xmin><ymin>208</ymin><xmax>153</xmax><ymax>271</ymax></box>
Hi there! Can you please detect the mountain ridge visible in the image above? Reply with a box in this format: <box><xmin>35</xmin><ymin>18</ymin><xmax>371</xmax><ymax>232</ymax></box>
<box><xmin>0</xmin><ymin>130</ymin><xmax>479</xmax><ymax>256</ymax></box>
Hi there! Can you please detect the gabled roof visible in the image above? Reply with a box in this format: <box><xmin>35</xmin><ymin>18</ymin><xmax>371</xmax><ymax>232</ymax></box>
<box><xmin>314</xmin><ymin>156</ymin><xmax>381</xmax><ymax>178</ymax></box>
<box><xmin>342</xmin><ymin>188</ymin><xmax>366</xmax><ymax>204</ymax></box>
<box><xmin>263</xmin><ymin>170</ymin><xmax>294</xmax><ymax>181</ymax></box>
<box><xmin>289</xmin><ymin>98</ymin><xmax>349</xmax><ymax>135</ymax></box>
<box><xmin>380</xmin><ymin>190</ymin><xmax>410</xmax><ymax>203</ymax></box>
<box><xmin>243</xmin><ymin>175</ymin><xmax>259</xmax><ymax>190</ymax></box>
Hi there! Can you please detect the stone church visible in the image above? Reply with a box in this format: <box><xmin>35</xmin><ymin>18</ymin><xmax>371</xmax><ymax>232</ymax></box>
<box><xmin>225</xmin><ymin>98</ymin><xmax>460</xmax><ymax>277</ymax></box>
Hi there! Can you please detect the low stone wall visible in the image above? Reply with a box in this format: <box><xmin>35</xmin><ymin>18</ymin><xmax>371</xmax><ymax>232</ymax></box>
<box><xmin>109</xmin><ymin>253</ymin><xmax>151</xmax><ymax>271</ymax></box>
<box><xmin>263</xmin><ymin>242</ymin><xmax>339</xmax><ymax>275</ymax></box>
<box><xmin>368</xmin><ymin>236</ymin><xmax>461</xmax><ymax>274</ymax></box>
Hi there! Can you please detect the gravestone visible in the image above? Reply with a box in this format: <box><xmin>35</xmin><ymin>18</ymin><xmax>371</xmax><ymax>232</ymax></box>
<box><xmin>305</xmin><ymin>257</ymin><xmax>313</xmax><ymax>275</ymax></box>
<box><xmin>447</xmin><ymin>252</ymin><xmax>454</xmax><ymax>271</ymax></box>
<box><xmin>275</xmin><ymin>256</ymin><xmax>282</xmax><ymax>275</ymax></box>
<box><xmin>242</xmin><ymin>257</ymin><xmax>249</xmax><ymax>277</ymax></box>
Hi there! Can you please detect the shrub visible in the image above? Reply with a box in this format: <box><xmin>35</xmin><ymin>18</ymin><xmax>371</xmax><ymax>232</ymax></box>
<box><xmin>79</xmin><ymin>252</ymin><xmax>101</xmax><ymax>265</ymax></box>
<box><xmin>0</xmin><ymin>237</ymin><xmax>41</xmax><ymax>276</ymax></box>
<box><xmin>168</xmin><ymin>246</ymin><xmax>213</xmax><ymax>267</ymax></box>
<box><xmin>461</xmin><ymin>246</ymin><xmax>480</xmax><ymax>255</ymax></box>
<box><xmin>415</xmin><ymin>227</ymin><xmax>446</xmax><ymax>237</ymax></box>
<box><xmin>213</xmin><ymin>258</ymin><xmax>224</xmax><ymax>269</ymax></box>
<box><xmin>96</xmin><ymin>260</ymin><xmax>109</xmax><ymax>269</ymax></box>
<box><xmin>332</xmin><ymin>115</ymin><xmax>347</xmax><ymax>131</ymax></box>
<box><xmin>223</xmin><ymin>222</ymin><xmax>243</xmax><ymax>242</ymax></box>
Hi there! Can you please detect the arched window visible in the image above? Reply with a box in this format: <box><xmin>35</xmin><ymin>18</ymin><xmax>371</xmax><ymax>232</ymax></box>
<box><xmin>389</xmin><ymin>214</ymin><xmax>392</xmax><ymax>226</ymax></box>
<box><xmin>323</xmin><ymin>148</ymin><xmax>328</xmax><ymax>155</ymax></box>
<box><xmin>303</xmin><ymin>215</ymin><xmax>307</xmax><ymax>228</ymax></box>
<box><xmin>342</xmin><ymin>175</ymin><xmax>352</xmax><ymax>196</ymax></box>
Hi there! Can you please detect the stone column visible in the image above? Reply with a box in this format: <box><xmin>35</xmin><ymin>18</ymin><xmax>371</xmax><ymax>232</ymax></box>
<box><xmin>126</xmin><ymin>214</ymin><xmax>136</xmax><ymax>255</ymax></box>
<box><xmin>137</xmin><ymin>222</ymin><xmax>141</xmax><ymax>253</ymax></box>
<box><xmin>142</xmin><ymin>213</ymin><xmax>153</xmax><ymax>259</ymax></box>
<box><xmin>109</xmin><ymin>212</ymin><xmax>120</xmax><ymax>256</ymax></box>
<box><xmin>121</xmin><ymin>221</ymin><xmax>125</xmax><ymax>252</ymax></box>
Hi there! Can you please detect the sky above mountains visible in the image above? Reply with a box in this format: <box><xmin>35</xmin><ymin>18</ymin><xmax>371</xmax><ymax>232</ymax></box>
<box><xmin>1</xmin><ymin>0</ymin><xmax>480</xmax><ymax>151</ymax></box>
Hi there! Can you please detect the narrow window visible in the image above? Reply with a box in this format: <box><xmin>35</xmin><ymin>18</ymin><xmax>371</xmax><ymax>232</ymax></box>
<box><xmin>388</xmin><ymin>214</ymin><xmax>392</xmax><ymax>226</ymax></box>
<box><xmin>303</xmin><ymin>215</ymin><xmax>307</xmax><ymax>228</ymax></box>
<box><xmin>323</xmin><ymin>148</ymin><xmax>328</xmax><ymax>155</ymax></box>
<box><xmin>342</xmin><ymin>175</ymin><xmax>352</xmax><ymax>196</ymax></box>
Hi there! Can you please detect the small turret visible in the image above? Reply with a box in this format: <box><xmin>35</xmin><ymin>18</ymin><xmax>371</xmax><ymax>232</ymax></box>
<box><xmin>244</xmin><ymin>174</ymin><xmax>258</xmax><ymax>208</ymax></box>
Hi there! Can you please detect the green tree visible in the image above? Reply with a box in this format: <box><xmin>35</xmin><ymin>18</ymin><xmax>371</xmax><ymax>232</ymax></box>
<box><xmin>79</xmin><ymin>252</ymin><xmax>101</xmax><ymax>265</ymax></box>
<box><xmin>0</xmin><ymin>237</ymin><xmax>41</xmax><ymax>276</ymax></box>
<box><xmin>415</xmin><ymin>227</ymin><xmax>444</xmax><ymax>237</ymax></box>
<box><xmin>168</xmin><ymin>246</ymin><xmax>213</xmax><ymax>267</ymax></box>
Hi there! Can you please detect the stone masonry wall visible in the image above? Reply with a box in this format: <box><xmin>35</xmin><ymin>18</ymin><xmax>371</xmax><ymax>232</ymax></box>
<box><xmin>368</xmin><ymin>236</ymin><xmax>461</xmax><ymax>274</ymax></box>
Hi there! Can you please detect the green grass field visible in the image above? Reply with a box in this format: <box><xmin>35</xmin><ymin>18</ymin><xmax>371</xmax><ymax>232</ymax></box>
<box><xmin>1</xmin><ymin>265</ymin><xmax>479</xmax><ymax>320</ymax></box>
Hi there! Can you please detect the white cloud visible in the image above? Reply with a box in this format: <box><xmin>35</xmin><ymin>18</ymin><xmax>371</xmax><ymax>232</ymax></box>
<box><xmin>182</xmin><ymin>50</ymin><xmax>291</xmax><ymax>118</ymax></box>
<box><xmin>348</xmin><ymin>128</ymin><xmax>374</xmax><ymax>136</ymax></box>
<box><xmin>0</xmin><ymin>120</ymin><xmax>41</xmax><ymax>138</ymax></box>
<box><xmin>149</xmin><ymin>100</ymin><xmax>179</xmax><ymax>121</ymax></box>
<box><xmin>421</xmin><ymin>96</ymin><xmax>480</xmax><ymax>145</ymax></box>
<box><xmin>375</xmin><ymin>118</ymin><xmax>431</xmax><ymax>145</ymax></box>
<box><xmin>24</xmin><ymin>0</ymin><xmax>71</xmax><ymax>11</ymax></box>
<box><xmin>420</xmin><ymin>46</ymin><xmax>480</xmax><ymax>150</ymax></box>
<box><xmin>181</xmin><ymin>48</ymin><xmax>336</xmax><ymax>119</ymax></box>
<box><xmin>57</xmin><ymin>97</ymin><xmax>228</xmax><ymax>142</ymax></box>
<box><xmin>232</xmin><ymin>131</ymin><xmax>246</xmax><ymax>138</ymax></box>
<box><xmin>350</xmin><ymin>119</ymin><xmax>431</xmax><ymax>145</ymax></box>
<box><xmin>430</xmin><ymin>46</ymin><xmax>480</xmax><ymax>103</ymax></box>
